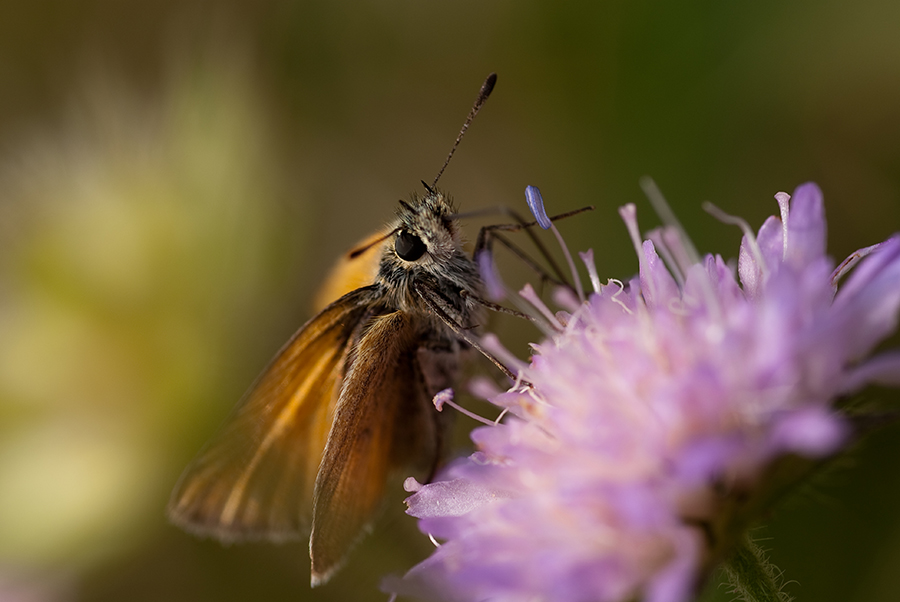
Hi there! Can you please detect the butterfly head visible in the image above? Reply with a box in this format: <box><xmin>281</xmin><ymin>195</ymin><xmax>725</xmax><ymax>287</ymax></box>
<box><xmin>392</xmin><ymin>191</ymin><xmax>462</xmax><ymax>267</ymax></box>
<box><xmin>374</xmin><ymin>190</ymin><xmax>481</xmax><ymax>312</ymax></box>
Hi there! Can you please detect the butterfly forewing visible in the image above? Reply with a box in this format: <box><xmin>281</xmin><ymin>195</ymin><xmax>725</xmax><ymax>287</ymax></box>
<box><xmin>167</xmin><ymin>287</ymin><xmax>376</xmax><ymax>541</ymax></box>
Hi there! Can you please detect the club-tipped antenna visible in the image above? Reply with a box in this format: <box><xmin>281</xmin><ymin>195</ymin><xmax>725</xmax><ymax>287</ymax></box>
<box><xmin>430</xmin><ymin>73</ymin><xmax>497</xmax><ymax>189</ymax></box>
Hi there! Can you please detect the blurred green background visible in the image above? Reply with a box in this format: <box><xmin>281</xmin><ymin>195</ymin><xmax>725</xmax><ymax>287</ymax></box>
<box><xmin>1</xmin><ymin>1</ymin><xmax>899</xmax><ymax>601</ymax></box>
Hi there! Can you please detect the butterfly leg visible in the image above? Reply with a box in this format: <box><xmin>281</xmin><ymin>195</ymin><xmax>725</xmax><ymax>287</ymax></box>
<box><xmin>471</xmin><ymin>206</ymin><xmax>570</xmax><ymax>289</ymax></box>
<box><xmin>471</xmin><ymin>206</ymin><xmax>596</xmax><ymax>298</ymax></box>
<box><xmin>414</xmin><ymin>280</ymin><xmax>528</xmax><ymax>385</ymax></box>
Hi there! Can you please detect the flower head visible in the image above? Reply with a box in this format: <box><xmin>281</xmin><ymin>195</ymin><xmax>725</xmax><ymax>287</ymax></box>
<box><xmin>387</xmin><ymin>183</ymin><xmax>900</xmax><ymax>602</ymax></box>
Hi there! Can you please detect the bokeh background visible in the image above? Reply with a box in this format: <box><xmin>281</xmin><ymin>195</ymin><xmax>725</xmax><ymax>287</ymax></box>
<box><xmin>1</xmin><ymin>1</ymin><xmax>899</xmax><ymax>601</ymax></box>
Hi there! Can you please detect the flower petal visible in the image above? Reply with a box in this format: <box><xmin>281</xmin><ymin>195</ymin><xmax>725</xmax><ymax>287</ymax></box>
<box><xmin>784</xmin><ymin>182</ymin><xmax>827</xmax><ymax>268</ymax></box>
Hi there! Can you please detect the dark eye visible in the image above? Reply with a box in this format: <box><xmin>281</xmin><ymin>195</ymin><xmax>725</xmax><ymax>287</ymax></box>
<box><xmin>395</xmin><ymin>230</ymin><xmax>426</xmax><ymax>261</ymax></box>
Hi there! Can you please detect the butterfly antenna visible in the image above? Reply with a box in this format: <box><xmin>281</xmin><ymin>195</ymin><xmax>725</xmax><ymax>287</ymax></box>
<box><xmin>430</xmin><ymin>73</ymin><xmax>497</xmax><ymax>189</ymax></box>
<box><xmin>348</xmin><ymin>227</ymin><xmax>400</xmax><ymax>259</ymax></box>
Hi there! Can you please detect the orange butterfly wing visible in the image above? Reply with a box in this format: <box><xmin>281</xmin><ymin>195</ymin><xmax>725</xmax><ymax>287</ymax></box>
<box><xmin>169</xmin><ymin>231</ymin><xmax>450</xmax><ymax>582</ymax></box>
<box><xmin>167</xmin><ymin>287</ymin><xmax>375</xmax><ymax>542</ymax></box>
<box><xmin>313</xmin><ymin>230</ymin><xmax>390</xmax><ymax>312</ymax></box>
<box><xmin>309</xmin><ymin>310</ymin><xmax>442</xmax><ymax>583</ymax></box>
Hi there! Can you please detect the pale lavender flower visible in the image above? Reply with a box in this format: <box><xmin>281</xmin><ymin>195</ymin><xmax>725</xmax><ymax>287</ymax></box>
<box><xmin>386</xmin><ymin>183</ymin><xmax>900</xmax><ymax>602</ymax></box>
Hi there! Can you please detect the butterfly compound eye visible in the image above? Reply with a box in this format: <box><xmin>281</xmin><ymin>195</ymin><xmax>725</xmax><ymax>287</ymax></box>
<box><xmin>395</xmin><ymin>230</ymin><xmax>427</xmax><ymax>261</ymax></box>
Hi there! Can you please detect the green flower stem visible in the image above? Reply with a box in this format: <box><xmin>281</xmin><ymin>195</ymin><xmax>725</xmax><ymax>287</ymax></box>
<box><xmin>721</xmin><ymin>536</ymin><xmax>792</xmax><ymax>602</ymax></box>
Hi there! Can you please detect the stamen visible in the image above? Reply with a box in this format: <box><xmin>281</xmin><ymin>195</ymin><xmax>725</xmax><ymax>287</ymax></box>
<box><xmin>646</xmin><ymin>229</ymin><xmax>686</xmax><ymax>287</ymax></box>
<box><xmin>520</xmin><ymin>283</ymin><xmax>564</xmax><ymax>331</ymax></box>
<box><xmin>432</xmin><ymin>388</ymin><xmax>455</xmax><ymax>411</ymax></box>
<box><xmin>662</xmin><ymin>226</ymin><xmax>698</xmax><ymax>285</ymax></box>
<box><xmin>671</xmin><ymin>227</ymin><xmax>722</xmax><ymax>319</ymax></box>
<box><xmin>432</xmin><ymin>388</ymin><xmax>498</xmax><ymax>427</ymax></box>
<box><xmin>639</xmin><ymin>177</ymin><xmax>702</xmax><ymax>266</ymax></box>
<box><xmin>775</xmin><ymin>192</ymin><xmax>791</xmax><ymax>260</ymax></box>
<box><xmin>831</xmin><ymin>241</ymin><xmax>888</xmax><ymax>289</ymax></box>
<box><xmin>525</xmin><ymin>185</ymin><xmax>552</xmax><ymax>229</ymax></box>
<box><xmin>428</xmin><ymin>534</ymin><xmax>442</xmax><ymax>548</ymax></box>
<box><xmin>512</xmin><ymin>369</ymin><xmax>530</xmax><ymax>392</ymax></box>
<box><xmin>481</xmin><ymin>333</ymin><xmax>529</xmax><ymax>375</ymax></box>
<box><xmin>506</xmin><ymin>298</ymin><xmax>559</xmax><ymax>339</ymax></box>
<box><xmin>620</xmin><ymin>204</ymin><xmax>670</xmax><ymax>310</ymax></box>
<box><xmin>551</xmin><ymin>221</ymin><xmax>585</xmax><ymax>302</ymax></box>
<box><xmin>525</xmin><ymin>185</ymin><xmax>585</xmax><ymax>301</ymax></box>
<box><xmin>640</xmin><ymin>179</ymin><xmax>724</xmax><ymax>320</ymax></box>
<box><xmin>619</xmin><ymin>204</ymin><xmax>644</xmax><ymax>261</ymax></box>
<box><xmin>607</xmin><ymin>278</ymin><xmax>633</xmax><ymax>314</ymax></box>
<box><xmin>702</xmin><ymin>201</ymin><xmax>768</xmax><ymax>280</ymax></box>
<box><xmin>579</xmin><ymin>249</ymin><xmax>602</xmax><ymax>294</ymax></box>
<box><xmin>552</xmin><ymin>286</ymin><xmax>581</xmax><ymax>313</ymax></box>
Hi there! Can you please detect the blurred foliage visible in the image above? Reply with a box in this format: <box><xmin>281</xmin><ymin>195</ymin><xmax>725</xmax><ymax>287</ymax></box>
<box><xmin>0</xmin><ymin>1</ymin><xmax>898</xmax><ymax>601</ymax></box>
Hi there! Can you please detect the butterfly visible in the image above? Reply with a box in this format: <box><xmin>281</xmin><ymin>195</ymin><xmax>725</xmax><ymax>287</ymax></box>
<box><xmin>167</xmin><ymin>73</ymin><xmax>510</xmax><ymax>585</ymax></box>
